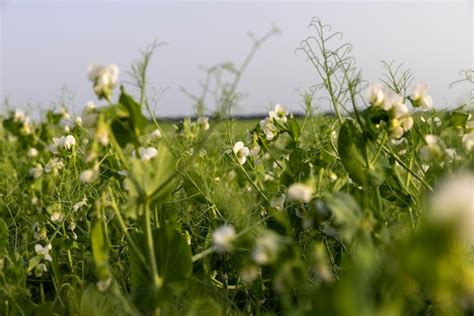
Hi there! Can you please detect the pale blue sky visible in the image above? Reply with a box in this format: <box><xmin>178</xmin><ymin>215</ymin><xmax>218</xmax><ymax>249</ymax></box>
<box><xmin>1</xmin><ymin>1</ymin><xmax>472</xmax><ymax>116</ymax></box>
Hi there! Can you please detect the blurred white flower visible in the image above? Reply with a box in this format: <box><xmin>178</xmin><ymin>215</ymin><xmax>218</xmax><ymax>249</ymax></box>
<box><xmin>420</xmin><ymin>134</ymin><xmax>444</xmax><ymax>160</ymax></box>
<box><xmin>62</xmin><ymin>135</ymin><xmax>76</xmax><ymax>150</ymax></box>
<box><xmin>35</xmin><ymin>243</ymin><xmax>52</xmax><ymax>262</ymax></box>
<box><xmin>35</xmin><ymin>263</ymin><xmax>48</xmax><ymax>277</ymax></box>
<box><xmin>259</xmin><ymin>117</ymin><xmax>278</xmax><ymax>140</ymax></box>
<box><xmin>29</xmin><ymin>164</ymin><xmax>43</xmax><ymax>179</ymax></box>
<box><xmin>48</xmin><ymin>135</ymin><xmax>76</xmax><ymax>153</ymax></box>
<box><xmin>87</xmin><ymin>64</ymin><xmax>119</xmax><ymax>100</ymax></box>
<box><xmin>27</xmin><ymin>148</ymin><xmax>39</xmax><ymax>158</ymax></box>
<box><xmin>44</xmin><ymin>158</ymin><xmax>64</xmax><ymax>175</ymax></box>
<box><xmin>270</xmin><ymin>194</ymin><xmax>286</xmax><ymax>211</ymax></box>
<box><xmin>132</xmin><ymin>147</ymin><xmax>158</xmax><ymax>161</ymax></box>
<box><xmin>428</xmin><ymin>172</ymin><xmax>474</xmax><ymax>245</ymax></box>
<box><xmin>410</xmin><ymin>84</ymin><xmax>433</xmax><ymax>110</ymax></box>
<box><xmin>96</xmin><ymin>278</ymin><xmax>112</xmax><ymax>292</ymax></box>
<box><xmin>287</xmin><ymin>183</ymin><xmax>314</xmax><ymax>203</ymax></box>
<box><xmin>213</xmin><ymin>225</ymin><xmax>236</xmax><ymax>253</ymax></box>
<box><xmin>13</xmin><ymin>110</ymin><xmax>26</xmax><ymax>123</ymax></box>
<box><xmin>80</xmin><ymin>167</ymin><xmax>99</xmax><ymax>183</ymax></box>
<box><xmin>81</xmin><ymin>101</ymin><xmax>98</xmax><ymax>128</ymax></box>
<box><xmin>233</xmin><ymin>141</ymin><xmax>250</xmax><ymax>165</ymax></box>
<box><xmin>50</xmin><ymin>211</ymin><xmax>63</xmax><ymax>222</ymax></box>
<box><xmin>252</xmin><ymin>232</ymin><xmax>279</xmax><ymax>265</ymax></box>
<box><xmin>269</xmin><ymin>104</ymin><xmax>288</xmax><ymax>123</ymax></box>
<box><xmin>462</xmin><ymin>132</ymin><xmax>474</xmax><ymax>152</ymax></box>
<box><xmin>73</xmin><ymin>196</ymin><xmax>88</xmax><ymax>211</ymax></box>
<box><xmin>149</xmin><ymin>129</ymin><xmax>162</xmax><ymax>140</ymax></box>
<box><xmin>367</xmin><ymin>84</ymin><xmax>385</xmax><ymax>107</ymax></box>
<box><xmin>249</xmin><ymin>143</ymin><xmax>261</xmax><ymax>157</ymax></box>
<box><xmin>197</xmin><ymin>116</ymin><xmax>210</xmax><ymax>130</ymax></box>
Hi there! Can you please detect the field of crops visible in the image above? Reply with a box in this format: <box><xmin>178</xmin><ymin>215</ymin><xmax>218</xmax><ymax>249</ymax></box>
<box><xmin>1</xmin><ymin>18</ymin><xmax>473</xmax><ymax>316</ymax></box>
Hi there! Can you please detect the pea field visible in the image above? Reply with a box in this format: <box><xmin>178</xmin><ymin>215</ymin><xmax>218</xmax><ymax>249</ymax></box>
<box><xmin>0</xmin><ymin>18</ymin><xmax>473</xmax><ymax>315</ymax></box>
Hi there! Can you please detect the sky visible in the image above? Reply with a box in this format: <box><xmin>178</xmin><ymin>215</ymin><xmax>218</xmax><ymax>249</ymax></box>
<box><xmin>0</xmin><ymin>0</ymin><xmax>473</xmax><ymax>117</ymax></box>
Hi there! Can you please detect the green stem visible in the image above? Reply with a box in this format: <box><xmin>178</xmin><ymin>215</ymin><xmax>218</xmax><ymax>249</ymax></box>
<box><xmin>144</xmin><ymin>200</ymin><xmax>162</xmax><ymax>287</ymax></box>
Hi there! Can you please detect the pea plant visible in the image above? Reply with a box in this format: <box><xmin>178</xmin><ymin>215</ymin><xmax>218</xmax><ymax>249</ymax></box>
<box><xmin>0</xmin><ymin>18</ymin><xmax>473</xmax><ymax>316</ymax></box>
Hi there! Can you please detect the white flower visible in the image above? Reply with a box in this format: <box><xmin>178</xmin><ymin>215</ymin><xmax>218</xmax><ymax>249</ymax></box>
<box><xmin>80</xmin><ymin>168</ymin><xmax>99</xmax><ymax>183</ymax></box>
<box><xmin>269</xmin><ymin>104</ymin><xmax>288</xmax><ymax>123</ymax></box>
<box><xmin>29</xmin><ymin>164</ymin><xmax>43</xmax><ymax>179</ymax></box>
<box><xmin>44</xmin><ymin>158</ymin><xmax>64</xmax><ymax>174</ymax></box>
<box><xmin>367</xmin><ymin>84</ymin><xmax>385</xmax><ymax>107</ymax></box>
<box><xmin>48</xmin><ymin>135</ymin><xmax>76</xmax><ymax>152</ymax></box>
<box><xmin>391</xmin><ymin>100</ymin><xmax>409</xmax><ymax>119</ymax></box>
<box><xmin>62</xmin><ymin>135</ymin><xmax>76</xmax><ymax>150</ymax></box>
<box><xmin>13</xmin><ymin>110</ymin><xmax>26</xmax><ymax>123</ymax></box>
<box><xmin>213</xmin><ymin>225</ymin><xmax>236</xmax><ymax>253</ymax></box>
<box><xmin>27</xmin><ymin>148</ymin><xmax>39</xmax><ymax>158</ymax></box>
<box><xmin>287</xmin><ymin>183</ymin><xmax>314</xmax><ymax>203</ymax></box>
<box><xmin>132</xmin><ymin>147</ymin><xmax>158</xmax><ymax>161</ymax></box>
<box><xmin>87</xmin><ymin>64</ymin><xmax>119</xmax><ymax>100</ymax></box>
<box><xmin>420</xmin><ymin>134</ymin><xmax>444</xmax><ymax>160</ymax></box>
<box><xmin>252</xmin><ymin>232</ymin><xmax>279</xmax><ymax>265</ymax></box>
<box><xmin>270</xmin><ymin>194</ymin><xmax>286</xmax><ymax>211</ymax></box>
<box><xmin>73</xmin><ymin>196</ymin><xmax>88</xmax><ymax>211</ymax></box>
<box><xmin>81</xmin><ymin>101</ymin><xmax>98</xmax><ymax>128</ymax></box>
<box><xmin>462</xmin><ymin>132</ymin><xmax>474</xmax><ymax>152</ymax></box>
<box><xmin>96</xmin><ymin>278</ymin><xmax>112</xmax><ymax>292</ymax></box>
<box><xmin>410</xmin><ymin>84</ymin><xmax>433</xmax><ymax>110</ymax></box>
<box><xmin>259</xmin><ymin>117</ymin><xmax>278</xmax><ymax>140</ymax></box>
<box><xmin>51</xmin><ymin>211</ymin><xmax>63</xmax><ymax>222</ymax></box>
<box><xmin>428</xmin><ymin>172</ymin><xmax>474</xmax><ymax>245</ymax></box>
<box><xmin>197</xmin><ymin>116</ymin><xmax>210</xmax><ymax>130</ymax></box>
<box><xmin>233</xmin><ymin>141</ymin><xmax>250</xmax><ymax>165</ymax></box>
<box><xmin>35</xmin><ymin>244</ymin><xmax>52</xmax><ymax>262</ymax></box>
<box><xmin>249</xmin><ymin>143</ymin><xmax>261</xmax><ymax>157</ymax></box>
<box><xmin>150</xmin><ymin>129</ymin><xmax>162</xmax><ymax>140</ymax></box>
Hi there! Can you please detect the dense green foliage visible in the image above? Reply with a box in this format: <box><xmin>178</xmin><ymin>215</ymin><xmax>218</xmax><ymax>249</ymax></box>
<box><xmin>1</xmin><ymin>18</ymin><xmax>473</xmax><ymax>316</ymax></box>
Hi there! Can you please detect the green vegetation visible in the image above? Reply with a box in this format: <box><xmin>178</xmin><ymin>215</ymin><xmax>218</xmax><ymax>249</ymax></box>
<box><xmin>0</xmin><ymin>18</ymin><xmax>473</xmax><ymax>315</ymax></box>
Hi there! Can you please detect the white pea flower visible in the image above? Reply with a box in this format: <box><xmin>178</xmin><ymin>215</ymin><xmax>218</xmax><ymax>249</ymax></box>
<box><xmin>62</xmin><ymin>135</ymin><xmax>76</xmax><ymax>150</ymax></box>
<box><xmin>259</xmin><ymin>117</ymin><xmax>278</xmax><ymax>141</ymax></box>
<box><xmin>29</xmin><ymin>164</ymin><xmax>43</xmax><ymax>179</ymax></box>
<box><xmin>420</xmin><ymin>134</ymin><xmax>444</xmax><ymax>160</ymax></box>
<box><xmin>249</xmin><ymin>143</ymin><xmax>261</xmax><ymax>157</ymax></box>
<box><xmin>73</xmin><ymin>196</ymin><xmax>88</xmax><ymax>211</ymax></box>
<box><xmin>149</xmin><ymin>129</ymin><xmax>162</xmax><ymax>140</ymax></box>
<box><xmin>132</xmin><ymin>147</ymin><xmax>158</xmax><ymax>161</ymax></box>
<box><xmin>367</xmin><ymin>84</ymin><xmax>385</xmax><ymax>107</ymax></box>
<box><xmin>87</xmin><ymin>64</ymin><xmax>119</xmax><ymax>100</ymax></box>
<box><xmin>81</xmin><ymin>101</ymin><xmax>98</xmax><ymax>128</ymax></box>
<box><xmin>44</xmin><ymin>158</ymin><xmax>64</xmax><ymax>175</ymax></box>
<box><xmin>287</xmin><ymin>183</ymin><xmax>314</xmax><ymax>203</ymax></box>
<box><xmin>233</xmin><ymin>141</ymin><xmax>250</xmax><ymax>165</ymax></box>
<box><xmin>270</xmin><ymin>194</ymin><xmax>286</xmax><ymax>211</ymax></box>
<box><xmin>80</xmin><ymin>168</ymin><xmax>99</xmax><ymax>183</ymax></box>
<box><xmin>96</xmin><ymin>278</ymin><xmax>112</xmax><ymax>292</ymax></box>
<box><xmin>13</xmin><ymin>110</ymin><xmax>26</xmax><ymax>123</ymax></box>
<box><xmin>197</xmin><ymin>116</ymin><xmax>210</xmax><ymax>130</ymax></box>
<box><xmin>428</xmin><ymin>172</ymin><xmax>474</xmax><ymax>245</ymax></box>
<box><xmin>410</xmin><ymin>84</ymin><xmax>433</xmax><ymax>110</ymax></box>
<box><xmin>50</xmin><ymin>211</ymin><xmax>63</xmax><ymax>222</ymax></box>
<box><xmin>462</xmin><ymin>132</ymin><xmax>474</xmax><ymax>152</ymax></box>
<box><xmin>213</xmin><ymin>225</ymin><xmax>236</xmax><ymax>253</ymax></box>
<box><xmin>35</xmin><ymin>244</ymin><xmax>52</xmax><ymax>262</ymax></box>
<box><xmin>27</xmin><ymin>148</ymin><xmax>39</xmax><ymax>158</ymax></box>
<box><xmin>269</xmin><ymin>104</ymin><xmax>288</xmax><ymax>123</ymax></box>
<box><xmin>252</xmin><ymin>232</ymin><xmax>280</xmax><ymax>265</ymax></box>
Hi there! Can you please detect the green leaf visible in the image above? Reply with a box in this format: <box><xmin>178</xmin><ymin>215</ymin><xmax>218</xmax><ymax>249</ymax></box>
<box><xmin>338</xmin><ymin>120</ymin><xmax>387</xmax><ymax>186</ymax></box>
<box><xmin>287</xmin><ymin>117</ymin><xmax>301</xmax><ymax>142</ymax></box>
<box><xmin>326</xmin><ymin>193</ymin><xmax>362</xmax><ymax>242</ymax></box>
<box><xmin>119</xmin><ymin>90</ymin><xmax>148</xmax><ymax>136</ymax></box>
<box><xmin>124</xmin><ymin>143</ymin><xmax>177</xmax><ymax>218</ymax></box>
<box><xmin>130</xmin><ymin>226</ymin><xmax>192</xmax><ymax>310</ymax></box>
<box><xmin>338</xmin><ymin>120</ymin><xmax>368</xmax><ymax>185</ymax></box>
<box><xmin>27</xmin><ymin>256</ymin><xmax>43</xmax><ymax>272</ymax></box>
<box><xmin>80</xmin><ymin>285</ymin><xmax>132</xmax><ymax>316</ymax></box>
